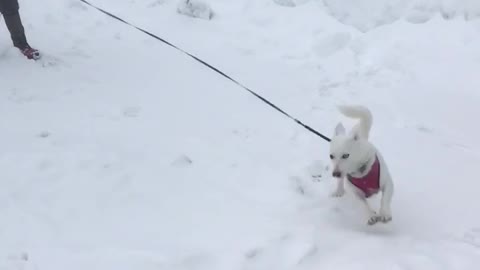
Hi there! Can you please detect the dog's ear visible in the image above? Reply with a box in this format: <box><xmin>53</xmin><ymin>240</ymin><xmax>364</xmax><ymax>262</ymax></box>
<box><xmin>334</xmin><ymin>123</ymin><xmax>345</xmax><ymax>136</ymax></box>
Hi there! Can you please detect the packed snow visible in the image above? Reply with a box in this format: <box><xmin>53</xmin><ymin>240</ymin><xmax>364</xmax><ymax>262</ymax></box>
<box><xmin>1</xmin><ymin>0</ymin><xmax>480</xmax><ymax>269</ymax></box>
<box><xmin>177</xmin><ymin>0</ymin><xmax>214</xmax><ymax>20</ymax></box>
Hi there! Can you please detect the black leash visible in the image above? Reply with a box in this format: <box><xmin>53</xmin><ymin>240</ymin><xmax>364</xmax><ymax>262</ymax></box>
<box><xmin>79</xmin><ymin>0</ymin><xmax>331</xmax><ymax>142</ymax></box>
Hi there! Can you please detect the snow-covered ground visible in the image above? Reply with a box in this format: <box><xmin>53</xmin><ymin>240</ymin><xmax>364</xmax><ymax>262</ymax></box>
<box><xmin>1</xmin><ymin>0</ymin><xmax>480</xmax><ymax>269</ymax></box>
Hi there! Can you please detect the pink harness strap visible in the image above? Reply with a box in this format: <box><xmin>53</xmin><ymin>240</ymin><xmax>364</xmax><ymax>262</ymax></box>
<box><xmin>347</xmin><ymin>156</ymin><xmax>380</xmax><ymax>198</ymax></box>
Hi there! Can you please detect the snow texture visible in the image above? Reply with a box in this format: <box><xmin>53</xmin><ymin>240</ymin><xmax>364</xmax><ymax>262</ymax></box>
<box><xmin>177</xmin><ymin>0</ymin><xmax>213</xmax><ymax>20</ymax></box>
<box><xmin>1</xmin><ymin>0</ymin><xmax>480</xmax><ymax>269</ymax></box>
<box><xmin>323</xmin><ymin>0</ymin><xmax>480</xmax><ymax>31</ymax></box>
<box><xmin>273</xmin><ymin>0</ymin><xmax>296</xmax><ymax>7</ymax></box>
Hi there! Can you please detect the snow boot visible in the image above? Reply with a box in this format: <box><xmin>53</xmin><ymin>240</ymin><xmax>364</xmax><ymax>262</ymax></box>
<box><xmin>19</xmin><ymin>45</ymin><xmax>40</xmax><ymax>60</ymax></box>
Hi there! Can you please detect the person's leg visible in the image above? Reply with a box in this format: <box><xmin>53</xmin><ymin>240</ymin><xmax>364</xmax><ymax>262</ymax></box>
<box><xmin>5</xmin><ymin>13</ymin><xmax>29</xmax><ymax>49</ymax></box>
<box><xmin>0</xmin><ymin>0</ymin><xmax>28</xmax><ymax>49</ymax></box>
<box><xmin>0</xmin><ymin>0</ymin><xmax>40</xmax><ymax>59</ymax></box>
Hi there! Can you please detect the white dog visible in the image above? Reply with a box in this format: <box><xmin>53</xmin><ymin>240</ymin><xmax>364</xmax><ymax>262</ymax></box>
<box><xmin>329</xmin><ymin>105</ymin><xmax>394</xmax><ymax>225</ymax></box>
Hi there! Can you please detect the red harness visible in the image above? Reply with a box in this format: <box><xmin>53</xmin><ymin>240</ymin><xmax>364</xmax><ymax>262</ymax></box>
<box><xmin>347</xmin><ymin>156</ymin><xmax>380</xmax><ymax>198</ymax></box>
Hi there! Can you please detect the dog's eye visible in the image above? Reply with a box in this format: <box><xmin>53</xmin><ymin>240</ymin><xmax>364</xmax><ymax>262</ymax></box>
<box><xmin>342</xmin><ymin>153</ymin><xmax>350</xmax><ymax>159</ymax></box>
<box><xmin>329</xmin><ymin>154</ymin><xmax>334</xmax><ymax>160</ymax></box>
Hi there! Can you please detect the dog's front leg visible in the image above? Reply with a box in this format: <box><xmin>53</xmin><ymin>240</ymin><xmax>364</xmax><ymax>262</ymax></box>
<box><xmin>351</xmin><ymin>189</ymin><xmax>377</xmax><ymax>225</ymax></box>
<box><xmin>378</xmin><ymin>182</ymin><xmax>393</xmax><ymax>223</ymax></box>
<box><xmin>331</xmin><ymin>177</ymin><xmax>345</xmax><ymax>197</ymax></box>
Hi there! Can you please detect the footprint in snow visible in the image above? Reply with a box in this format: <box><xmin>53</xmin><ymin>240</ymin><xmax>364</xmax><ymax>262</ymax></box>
<box><xmin>463</xmin><ymin>228</ymin><xmax>480</xmax><ymax>248</ymax></box>
<box><xmin>290</xmin><ymin>176</ymin><xmax>307</xmax><ymax>196</ymax></box>
<box><xmin>273</xmin><ymin>0</ymin><xmax>296</xmax><ymax>7</ymax></box>
<box><xmin>37</xmin><ymin>53</ymin><xmax>68</xmax><ymax>68</ymax></box>
<box><xmin>318</xmin><ymin>82</ymin><xmax>342</xmax><ymax>96</ymax></box>
<box><xmin>416</xmin><ymin>124</ymin><xmax>433</xmax><ymax>133</ymax></box>
<box><xmin>307</xmin><ymin>160</ymin><xmax>329</xmax><ymax>182</ymax></box>
<box><xmin>405</xmin><ymin>9</ymin><xmax>433</xmax><ymax>24</ymax></box>
<box><xmin>289</xmin><ymin>160</ymin><xmax>329</xmax><ymax>197</ymax></box>
<box><xmin>237</xmin><ymin>47</ymin><xmax>255</xmax><ymax>56</ymax></box>
<box><xmin>37</xmin><ymin>159</ymin><xmax>53</xmax><ymax>171</ymax></box>
<box><xmin>67</xmin><ymin>45</ymin><xmax>92</xmax><ymax>59</ymax></box>
<box><xmin>2</xmin><ymin>252</ymin><xmax>36</xmax><ymax>270</ymax></box>
<box><xmin>243</xmin><ymin>233</ymin><xmax>318</xmax><ymax>269</ymax></box>
<box><xmin>245</xmin><ymin>248</ymin><xmax>262</xmax><ymax>260</ymax></box>
<box><xmin>123</xmin><ymin>106</ymin><xmax>142</xmax><ymax>118</ymax></box>
<box><xmin>148</xmin><ymin>0</ymin><xmax>167</xmax><ymax>8</ymax></box>
<box><xmin>171</xmin><ymin>155</ymin><xmax>193</xmax><ymax>168</ymax></box>
<box><xmin>38</xmin><ymin>131</ymin><xmax>51</xmax><ymax>138</ymax></box>
<box><xmin>114</xmin><ymin>33</ymin><xmax>122</xmax><ymax>40</ymax></box>
<box><xmin>177</xmin><ymin>0</ymin><xmax>214</xmax><ymax>20</ymax></box>
<box><xmin>313</xmin><ymin>32</ymin><xmax>352</xmax><ymax>58</ymax></box>
<box><xmin>8</xmin><ymin>88</ymin><xmax>35</xmax><ymax>104</ymax></box>
<box><xmin>68</xmin><ymin>0</ymin><xmax>89</xmax><ymax>11</ymax></box>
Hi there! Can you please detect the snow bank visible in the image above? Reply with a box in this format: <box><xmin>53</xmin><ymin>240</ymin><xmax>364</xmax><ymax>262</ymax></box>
<box><xmin>323</xmin><ymin>0</ymin><xmax>480</xmax><ymax>31</ymax></box>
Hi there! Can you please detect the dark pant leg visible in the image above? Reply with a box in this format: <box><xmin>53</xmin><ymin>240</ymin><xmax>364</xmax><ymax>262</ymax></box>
<box><xmin>0</xmin><ymin>0</ymin><xmax>28</xmax><ymax>49</ymax></box>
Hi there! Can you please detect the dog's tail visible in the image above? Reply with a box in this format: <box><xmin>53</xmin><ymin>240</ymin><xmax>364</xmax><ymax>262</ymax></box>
<box><xmin>338</xmin><ymin>105</ymin><xmax>373</xmax><ymax>139</ymax></box>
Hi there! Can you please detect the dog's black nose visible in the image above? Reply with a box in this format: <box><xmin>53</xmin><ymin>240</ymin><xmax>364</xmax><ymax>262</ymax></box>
<box><xmin>332</xmin><ymin>171</ymin><xmax>342</xmax><ymax>178</ymax></box>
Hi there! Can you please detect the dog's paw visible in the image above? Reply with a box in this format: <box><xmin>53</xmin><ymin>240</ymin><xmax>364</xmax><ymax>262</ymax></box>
<box><xmin>367</xmin><ymin>215</ymin><xmax>380</xmax><ymax>225</ymax></box>
<box><xmin>378</xmin><ymin>214</ymin><xmax>392</xmax><ymax>223</ymax></box>
<box><xmin>330</xmin><ymin>189</ymin><xmax>345</xmax><ymax>197</ymax></box>
<box><xmin>367</xmin><ymin>214</ymin><xmax>392</xmax><ymax>225</ymax></box>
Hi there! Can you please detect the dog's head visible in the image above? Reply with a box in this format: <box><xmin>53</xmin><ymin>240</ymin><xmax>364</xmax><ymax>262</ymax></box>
<box><xmin>329</xmin><ymin>123</ymin><xmax>367</xmax><ymax>178</ymax></box>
